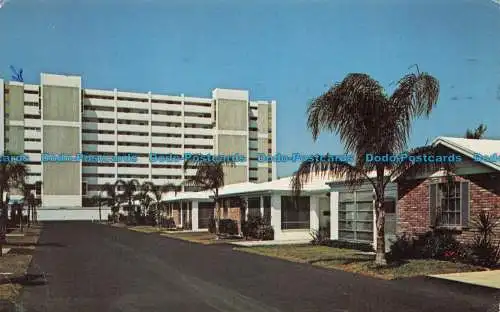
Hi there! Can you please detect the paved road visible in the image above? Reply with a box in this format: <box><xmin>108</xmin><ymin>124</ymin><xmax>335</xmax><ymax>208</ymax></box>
<box><xmin>18</xmin><ymin>222</ymin><xmax>499</xmax><ymax>312</ymax></box>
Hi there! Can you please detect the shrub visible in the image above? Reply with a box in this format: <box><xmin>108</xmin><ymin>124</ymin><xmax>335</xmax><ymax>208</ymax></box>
<box><xmin>257</xmin><ymin>225</ymin><xmax>274</xmax><ymax>240</ymax></box>
<box><xmin>467</xmin><ymin>211</ymin><xmax>500</xmax><ymax>268</ymax></box>
<box><xmin>388</xmin><ymin>230</ymin><xmax>465</xmax><ymax>261</ymax></box>
<box><xmin>242</xmin><ymin>216</ymin><xmax>263</xmax><ymax>239</ymax></box>
<box><xmin>242</xmin><ymin>216</ymin><xmax>274</xmax><ymax>240</ymax></box>
<box><xmin>219</xmin><ymin>219</ymin><xmax>239</xmax><ymax>235</ymax></box>
<box><xmin>162</xmin><ymin>217</ymin><xmax>176</xmax><ymax>229</ymax></box>
<box><xmin>310</xmin><ymin>227</ymin><xmax>330</xmax><ymax>245</ymax></box>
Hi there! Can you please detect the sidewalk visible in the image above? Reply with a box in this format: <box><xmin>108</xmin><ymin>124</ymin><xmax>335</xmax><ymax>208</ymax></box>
<box><xmin>429</xmin><ymin>269</ymin><xmax>500</xmax><ymax>289</ymax></box>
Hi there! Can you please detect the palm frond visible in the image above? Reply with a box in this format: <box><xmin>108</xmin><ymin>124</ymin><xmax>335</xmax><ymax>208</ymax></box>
<box><xmin>385</xmin><ymin>145</ymin><xmax>456</xmax><ymax>185</ymax></box>
<box><xmin>291</xmin><ymin>155</ymin><xmax>373</xmax><ymax>197</ymax></box>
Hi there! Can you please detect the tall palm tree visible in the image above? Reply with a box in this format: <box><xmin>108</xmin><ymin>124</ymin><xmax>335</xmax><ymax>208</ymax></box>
<box><xmin>0</xmin><ymin>153</ymin><xmax>28</xmax><ymax>256</ymax></box>
<box><xmin>183</xmin><ymin>156</ymin><xmax>235</xmax><ymax>235</ymax></box>
<box><xmin>465</xmin><ymin>124</ymin><xmax>487</xmax><ymax>139</ymax></box>
<box><xmin>22</xmin><ymin>183</ymin><xmax>36</xmax><ymax>229</ymax></box>
<box><xmin>31</xmin><ymin>181</ymin><xmax>42</xmax><ymax>225</ymax></box>
<box><xmin>114</xmin><ymin>179</ymin><xmax>141</xmax><ymax>223</ymax></box>
<box><xmin>292</xmin><ymin>68</ymin><xmax>443</xmax><ymax>265</ymax></box>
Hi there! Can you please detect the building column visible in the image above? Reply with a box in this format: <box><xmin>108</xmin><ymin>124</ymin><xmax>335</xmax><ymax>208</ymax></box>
<box><xmin>270</xmin><ymin>194</ymin><xmax>281</xmax><ymax>240</ymax></box>
<box><xmin>180</xmin><ymin>201</ymin><xmax>184</xmax><ymax>228</ymax></box>
<box><xmin>192</xmin><ymin>201</ymin><xmax>199</xmax><ymax>231</ymax></box>
<box><xmin>244</xmin><ymin>196</ymin><xmax>249</xmax><ymax>221</ymax></box>
<box><xmin>310</xmin><ymin>196</ymin><xmax>320</xmax><ymax>233</ymax></box>
<box><xmin>330</xmin><ymin>192</ymin><xmax>339</xmax><ymax>240</ymax></box>
<box><xmin>259</xmin><ymin>196</ymin><xmax>264</xmax><ymax>217</ymax></box>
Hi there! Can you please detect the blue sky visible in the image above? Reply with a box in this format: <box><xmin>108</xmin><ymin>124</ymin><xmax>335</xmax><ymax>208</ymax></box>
<box><xmin>0</xmin><ymin>0</ymin><xmax>499</xmax><ymax>177</ymax></box>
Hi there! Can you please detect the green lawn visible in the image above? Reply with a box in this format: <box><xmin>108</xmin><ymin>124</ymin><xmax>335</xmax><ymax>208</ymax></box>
<box><xmin>234</xmin><ymin>245</ymin><xmax>486</xmax><ymax>280</ymax></box>
<box><xmin>161</xmin><ymin>231</ymin><xmax>242</xmax><ymax>245</ymax></box>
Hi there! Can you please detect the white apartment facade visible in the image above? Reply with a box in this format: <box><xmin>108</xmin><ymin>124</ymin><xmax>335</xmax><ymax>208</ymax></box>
<box><xmin>0</xmin><ymin>73</ymin><xmax>277</xmax><ymax>220</ymax></box>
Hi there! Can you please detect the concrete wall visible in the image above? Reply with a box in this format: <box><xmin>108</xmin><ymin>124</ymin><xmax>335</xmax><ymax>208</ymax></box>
<box><xmin>41</xmin><ymin>74</ymin><xmax>82</xmax><ymax>209</ymax></box>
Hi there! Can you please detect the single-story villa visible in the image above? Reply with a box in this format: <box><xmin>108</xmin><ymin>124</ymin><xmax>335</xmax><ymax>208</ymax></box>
<box><xmin>161</xmin><ymin>136</ymin><xmax>500</xmax><ymax>248</ymax></box>
<box><xmin>395</xmin><ymin>136</ymin><xmax>500</xmax><ymax>244</ymax></box>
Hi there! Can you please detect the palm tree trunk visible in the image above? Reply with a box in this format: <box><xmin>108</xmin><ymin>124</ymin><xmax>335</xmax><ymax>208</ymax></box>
<box><xmin>214</xmin><ymin>198</ymin><xmax>220</xmax><ymax>237</ymax></box>
<box><xmin>374</xmin><ymin>180</ymin><xmax>387</xmax><ymax>266</ymax></box>
<box><xmin>27</xmin><ymin>204</ymin><xmax>31</xmax><ymax>228</ymax></box>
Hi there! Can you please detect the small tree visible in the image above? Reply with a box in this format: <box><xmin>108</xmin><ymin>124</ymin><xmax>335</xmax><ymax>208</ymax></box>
<box><xmin>183</xmin><ymin>156</ymin><xmax>235</xmax><ymax>236</ymax></box>
<box><xmin>114</xmin><ymin>179</ymin><xmax>140</xmax><ymax>224</ymax></box>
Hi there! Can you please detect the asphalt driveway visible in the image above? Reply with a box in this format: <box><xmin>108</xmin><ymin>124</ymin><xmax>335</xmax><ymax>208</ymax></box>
<box><xmin>17</xmin><ymin>222</ymin><xmax>500</xmax><ymax>312</ymax></box>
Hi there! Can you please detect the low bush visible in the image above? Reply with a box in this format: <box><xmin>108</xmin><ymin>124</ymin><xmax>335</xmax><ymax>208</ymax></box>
<box><xmin>388</xmin><ymin>229</ymin><xmax>465</xmax><ymax>261</ymax></box>
<box><xmin>310</xmin><ymin>226</ymin><xmax>330</xmax><ymax>246</ymax></box>
<box><xmin>219</xmin><ymin>219</ymin><xmax>239</xmax><ymax>235</ymax></box>
<box><xmin>162</xmin><ymin>217</ymin><xmax>176</xmax><ymax>229</ymax></box>
<box><xmin>257</xmin><ymin>225</ymin><xmax>274</xmax><ymax>240</ymax></box>
<box><xmin>466</xmin><ymin>210</ymin><xmax>500</xmax><ymax>268</ymax></box>
<box><xmin>242</xmin><ymin>216</ymin><xmax>274</xmax><ymax>240</ymax></box>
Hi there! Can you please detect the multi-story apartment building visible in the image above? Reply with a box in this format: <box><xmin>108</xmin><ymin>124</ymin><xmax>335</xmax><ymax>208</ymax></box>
<box><xmin>0</xmin><ymin>73</ymin><xmax>276</xmax><ymax>220</ymax></box>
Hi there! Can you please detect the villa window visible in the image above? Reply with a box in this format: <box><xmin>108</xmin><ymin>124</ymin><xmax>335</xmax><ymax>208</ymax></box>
<box><xmin>429</xmin><ymin>181</ymin><xmax>469</xmax><ymax>227</ymax></box>
<box><xmin>247</xmin><ymin>197</ymin><xmax>261</xmax><ymax>217</ymax></box>
<box><xmin>281</xmin><ymin>196</ymin><xmax>310</xmax><ymax>230</ymax></box>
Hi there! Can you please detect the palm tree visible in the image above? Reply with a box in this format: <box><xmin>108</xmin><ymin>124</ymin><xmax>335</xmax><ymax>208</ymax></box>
<box><xmin>139</xmin><ymin>182</ymin><xmax>180</xmax><ymax>227</ymax></box>
<box><xmin>183</xmin><ymin>156</ymin><xmax>235</xmax><ymax>236</ymax></box>
<box><xmin>465</xmin><ymin>124</ymin><xmax>487</xmax><ymax>139</ymax></box>
<box><xmin>31</xmin><ymin>181</ymin><xmax>42</xmax><ymax>225</ymax></box>
<box><xmin>102</xmin><ymin>182</ymin><xmax>119</xmax><ymax>223</ymax></box>
<box><xmin>114</xmin><ymin>179</ymin><xmax>141</xmax><ymax>224</ymax></box>
<box><xmin>22</xmin><ymin>183</ymin><xmax>36</xmax><ymax>230</ymax></box>
<box><xmin>0</xmin><ymin>153</ymin><xmax>28</xmax><ymax>256</ymax></box>
<box><xmin>292</xmin><ymin>68</ymin><xmax>443</xmax><ymax>265</ymax></box>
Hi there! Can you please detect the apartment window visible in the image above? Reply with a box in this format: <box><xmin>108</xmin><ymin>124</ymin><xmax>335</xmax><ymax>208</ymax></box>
<box><xmin>27</xmin><ymin>173</ymin><xmax>41</xmax><ymax>177</ymax></box>
<box><xmin>250</xmin><ymin>116</ymin><xmax>258</xmax><ymax>121</ymax></box>
<box><xmin>249</xmin><ymin>177</ymin><xmax>258</xmax><ymax>182</ymax></box>
<box><xmin>24</xmin><ymin>102</ymin><xmax>39</xmax><ymax>107</ymax></box>
<box><xmin>117</xmin><ymin>163</ymin><xmax>148</xmax><ymax>168</ymax></box>
<box><xmin>84</xmin><ymin>94</ymin><xmax>114</xmax><ymax>100</ymax></box>
<box><xmin>83</xmin><ymin>129</ymin><xmax>114</xmax><ymax>134</ymax></box>
<box><xmin>184</xmin><ymin>112</ymin><xmax>211</xmax><ymax>118</ymax></box>
<box><xmin>25</xmin><ymin>138</ymin><xmax>41</xmax><ymax>142</ymax></box>
<box><xmin>82</xmin><ymin>162</ymin><xmax>115</xmax><ymax>167</ymax></box>
<box><xmin>249</xmin><ymin>127</ymin><xmax>258</xmax><ymax>131</ymax></box>
<box><xmin>117</xmin><ymin>96</ymin><xmax>148</xmax><ymax>102</ymax></box>
<box><xmin>184</xmin><ymin>102</ymin><xmax>211</xmax><ymax>107</ymax></box>
<box><xmin>430</xmin><ymin>181</ymin><xmax>469</xmax><ymax>227</ymax></box>
<box><xmin>117</xmin><ymin>107</ymin><xmax>148</xmax><ymax>114</ymax></box>
<box><xmin>249</xmin><ymin>148</ymin><xmax>258</xmax><ymax>151</ymax></box>
<box><xmin>151</xmin><ymin>99</ymin><xmax>181</xmax><ymax>105</ymax></box>
<box><xmin>24</xmin><ymin>114</ymin><xmax>41</xmax><ymax>119</ymax></box>
<box><xmin>281</xmin><ymin>196</ymin><xmax>310</xmax><ymax>230</ymax></box>
<box><xmin>82</xmin><ymin>173</ymin><xmax>115</xmax><ymax>178</ymax></box>
<box><xmin>24</xmin><ymin>149</ymin><xmax>41</xmax><ymax>153</ymax></box>
<box><xmin>84</xmin><ymin>105</ymin><xmax>114</xmax><ymax>112</ymax></box>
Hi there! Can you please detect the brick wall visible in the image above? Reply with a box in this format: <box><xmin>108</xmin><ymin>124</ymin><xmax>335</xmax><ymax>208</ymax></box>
<box><xmin>398</xmin><ymin>173</ymin><xmax>500</xmax><ymax>244</ymax></box>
